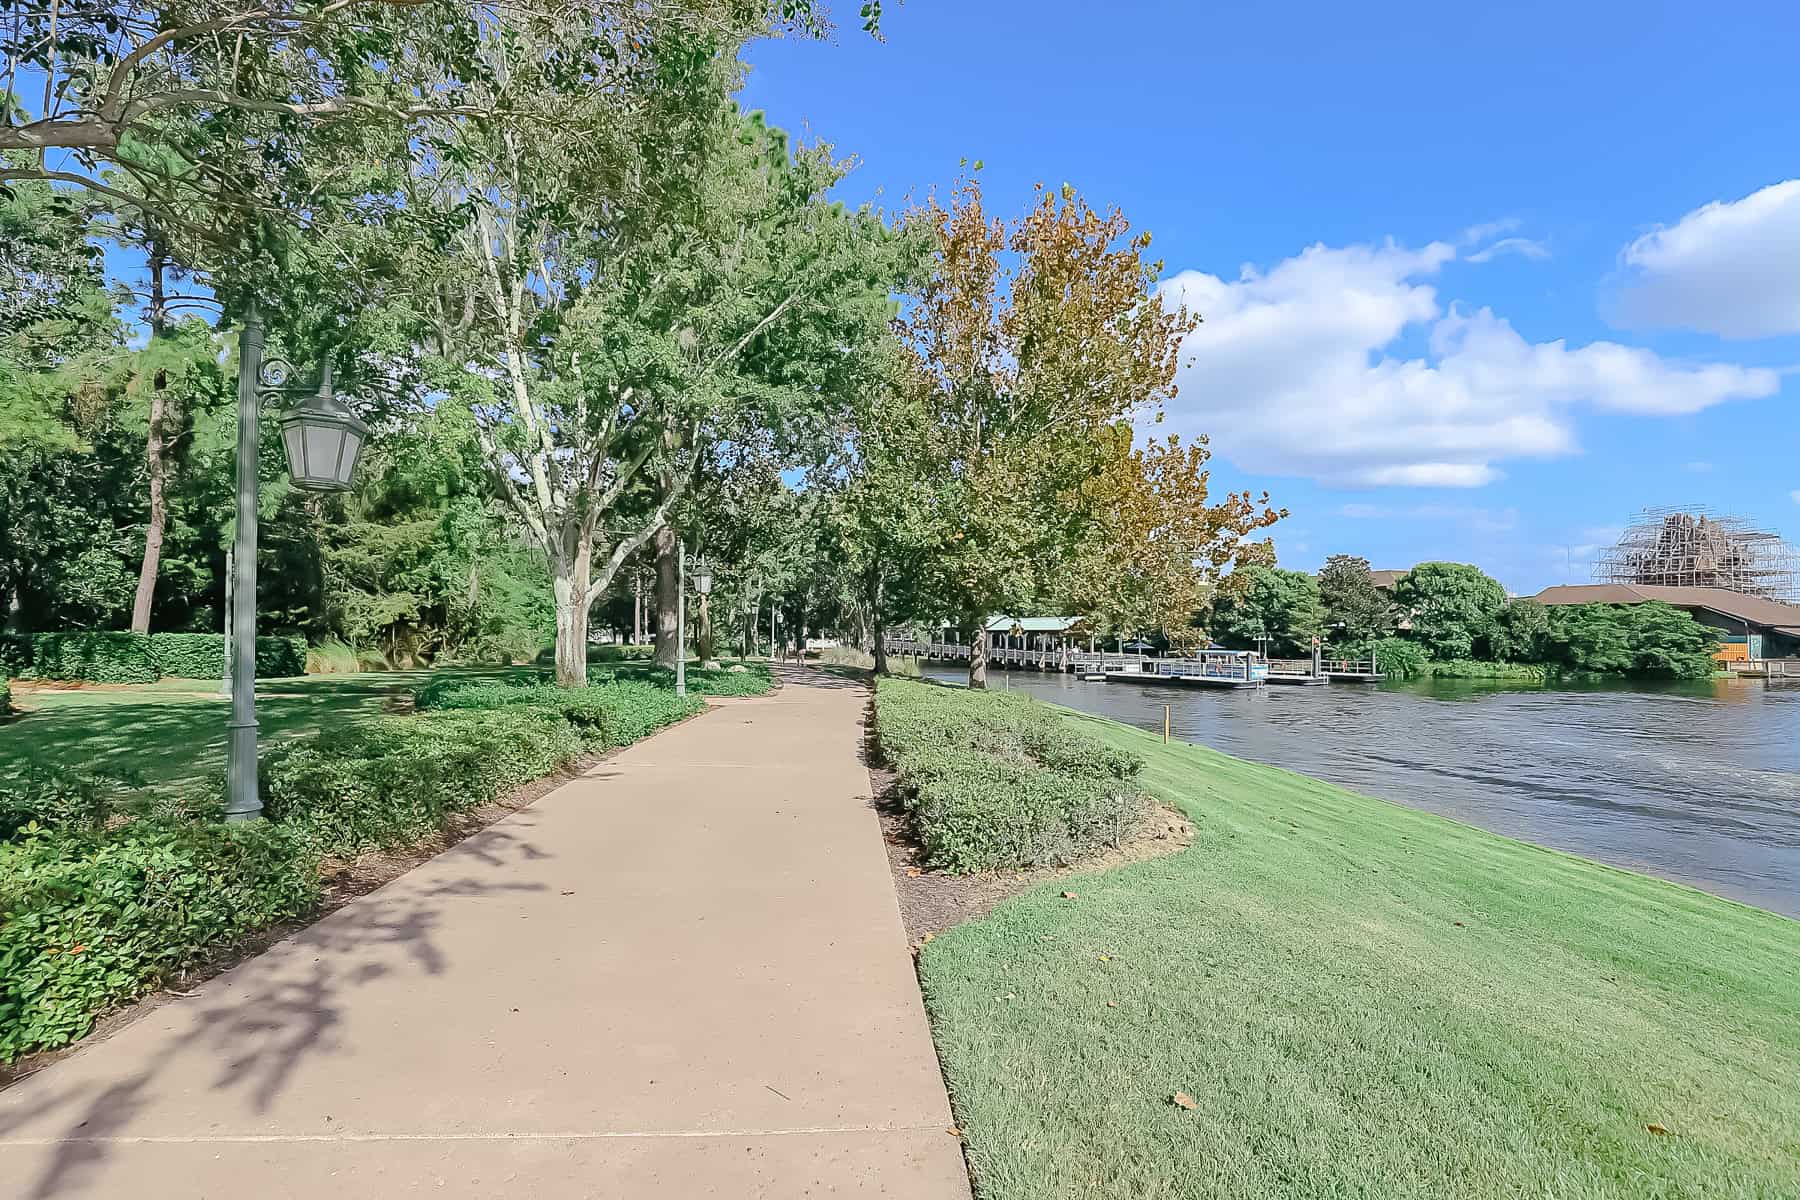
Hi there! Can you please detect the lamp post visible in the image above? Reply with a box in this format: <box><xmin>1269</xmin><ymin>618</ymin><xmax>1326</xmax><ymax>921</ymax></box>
<box><xmin>224</xmin><ymin>310</ymin><xmax>369</xmax><ymax>822</ymax></box>
<box><xmin>675</xmin><ymin>540</ymin><xmax>687</xmax><ymax>698</ymax></box>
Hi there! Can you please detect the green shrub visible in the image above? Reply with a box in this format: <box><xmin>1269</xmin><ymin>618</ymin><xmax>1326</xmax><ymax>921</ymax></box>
<box><xmin>414</xmin><ymin>677</ymin><xmax>704</xmax><ymax>749</ymax></box>
<box><xmin>261</xmin><ymin>707</ymin><xmax>584</xmax><ymax>857</ymax></box>
<box><xmin>616</xmin><ymin>661</ymin><xmax>774</xmax><ymax>697</ymax></box>
<box><xmin>304</xmin><ymin>638</ymin><xmax>361</xmax><ymax>675</ymax></box>
<box><xmin>1424</xmin><ymin>659</ymin><xmax>1547</xmax><ymax>681</ymax></box>
<box><xmin>0</xmin><ymin>819</ymin><xmax>318</xmax><ymax>1059</ymax></box>
<box><xmin>0</xmin><ymin>632</ymin><xmax>158</xmax><ymax>683</ymax></box>
<box><xmin>875</xmin><ymin>679</ymin><xmax>1149</xmax><ymax>873</ymax></box>
<box><xmin>148</xmin><ymin>633</ymin><xmax>308</xmax><ymax>680</ymax></box>
<box><xmin>0</xmin><ymin>674</ymin><xmax>10</xmax><ymax>716</ymax></box>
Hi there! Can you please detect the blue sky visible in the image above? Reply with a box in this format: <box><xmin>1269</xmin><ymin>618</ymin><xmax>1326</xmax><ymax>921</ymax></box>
<box><xmin>741</xmin><ymin>1</ymin><xmax>1800</xmax><ymax>594</ymax></box>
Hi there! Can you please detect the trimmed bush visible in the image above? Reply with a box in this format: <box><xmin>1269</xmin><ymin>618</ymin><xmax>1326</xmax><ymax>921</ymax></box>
<box><xmin>875</xmin><ymin>679</ymin><xmax>1149</xmax><ymax>873</ymax></box>
<box><xmin>0</xmin><ymin>632</ymin><xmax>158</xmax><ymax>683</ymax></box>
<box><xmin>262</xmin><ymin>708</ymin><xmax>589</xmax><ymax>857</ymax></box>
<box><xmin>148</xmin><ymin>633</ymin><xmax>309</xmax><ymax>680</ymax></box>
<box><xmin>0</xmin><ymin>819</ymin><xmax>318</xmax><ymax>1059</ymax></box>
<box><xmin>0</xmin><ymin>674</ymin><xmax>10</xmax><ymax>716</ymax></box>
<box><xmin>0</xmin><ymin>631</ymin><xmax>306</xmax><ymax>684</ymax></box>
<box><xmin>414</xmin><ymin>677</ymin><xmax>704</xmax><ymax>750</ymax></box>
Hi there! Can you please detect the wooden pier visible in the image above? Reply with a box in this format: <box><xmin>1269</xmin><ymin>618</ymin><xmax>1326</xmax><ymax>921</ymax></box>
<box><xmin>883</xmin><ymin>635</ymin><xmax>1383</xmax><ymax>687</ymax></box>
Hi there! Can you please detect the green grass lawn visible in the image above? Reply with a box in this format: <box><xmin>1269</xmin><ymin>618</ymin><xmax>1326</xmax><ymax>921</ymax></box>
<box><xmin>0</xmin><ymin>658</ymin><xmax>769</xmax><ymax>794</ymax></box>
<box><xmin>918</xmin><ymin>709</ymin><xmax>1800</xmax><ymax>1199</ymax></box>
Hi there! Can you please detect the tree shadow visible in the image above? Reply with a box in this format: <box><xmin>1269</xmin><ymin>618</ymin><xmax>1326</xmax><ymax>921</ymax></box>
<box><xmin>1</xmin><ymin>822</ymin><xmax>553</xmax><ymax>1199</ymax></box>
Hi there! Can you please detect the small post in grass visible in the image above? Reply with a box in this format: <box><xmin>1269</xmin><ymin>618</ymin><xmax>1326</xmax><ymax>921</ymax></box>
<box><xmin>1164</xmin><ymin>704</ymin><xmax>1170</xmax><ymax>744</ymax></box>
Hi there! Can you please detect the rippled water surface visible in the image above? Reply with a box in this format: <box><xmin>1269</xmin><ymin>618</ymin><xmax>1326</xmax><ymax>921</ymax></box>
<box><xmin>918</xmin><ymin>665</ymin><xmax>1800</xmax><ymax>918</ymax></box>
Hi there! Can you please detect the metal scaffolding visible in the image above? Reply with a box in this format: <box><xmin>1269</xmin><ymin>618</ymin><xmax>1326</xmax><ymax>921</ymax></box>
<box><xmin>1595</xmin><ymin>506</ymin><xmax>1799</xmax><ymax>603</ymax></box>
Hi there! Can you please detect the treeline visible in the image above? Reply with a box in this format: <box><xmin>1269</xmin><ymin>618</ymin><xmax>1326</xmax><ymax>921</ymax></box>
<box><xmin>1209</xmin><ymin>558</ymin><xmax>1721</xmax><ymax>681</ymax></box>
<box><xmin>3</xmin><ymin>4</ymin><xmax>1289</xmax><ymax>690</ymax></box>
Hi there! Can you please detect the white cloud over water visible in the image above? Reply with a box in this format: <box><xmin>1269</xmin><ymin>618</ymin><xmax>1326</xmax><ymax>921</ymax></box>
<box><xmin>1611</xmin><ymin>179</ymin><xmax>1800</xmax><ymax>338</ymax></box>
<box><xmin>1158</xmin><ymin>241</ymin><xmax>1778</xmax><ymax>488</ymax></box>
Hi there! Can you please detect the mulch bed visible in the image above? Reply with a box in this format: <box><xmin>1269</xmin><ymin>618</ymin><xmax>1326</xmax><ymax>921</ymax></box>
<box><xmin>859</xmin><ymin>695</ymin><xmax>1194</xmax><ymax>948</ymax></box>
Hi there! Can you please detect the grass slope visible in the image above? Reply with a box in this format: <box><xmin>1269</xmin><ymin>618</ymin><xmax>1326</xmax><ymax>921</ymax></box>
<box><xmin>918</xmin><ymin>709</ymin><xmax>1800</xmax><ymax>1200</ymax></box>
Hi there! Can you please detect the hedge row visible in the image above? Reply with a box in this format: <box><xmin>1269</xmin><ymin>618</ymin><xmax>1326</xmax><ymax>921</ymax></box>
<box><xmin>0</xmin><ymin>632</ymin><xmax>308</xmax><ymax>683</ymax></box>
<box><xmin>874</xmin><ymin>678</ymin><xmax>1150</xmax><ymax>873</ymax></box>
<box><xmin>0</xmin><ymin>675</ymin><xmax>704</xmax><ymax>1060</ymax></box>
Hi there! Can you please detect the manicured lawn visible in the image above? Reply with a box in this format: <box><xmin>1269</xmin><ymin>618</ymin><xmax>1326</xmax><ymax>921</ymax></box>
<box><xmin>918</xmin><ymin>708</ymin><xmax>1800</xmax><ymax>1199</ymax></box>
<box><xmin>0</xmin><ymin>660</ymin><xmax>770</xmax><ymax>794</ymax></box>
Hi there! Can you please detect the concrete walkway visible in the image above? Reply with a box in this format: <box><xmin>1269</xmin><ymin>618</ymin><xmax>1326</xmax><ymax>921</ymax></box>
<box><xmin>0</xmin><ymin>671</ymin><xmax>970</xmax><ymax>1198</ymax></box>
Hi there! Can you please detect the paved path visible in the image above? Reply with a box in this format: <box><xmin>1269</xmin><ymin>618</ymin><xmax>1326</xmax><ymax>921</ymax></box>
<box><xmin>0</xmin><ymin>671</ymin><xmax>970</xmax><ymax>1198</ymax></box>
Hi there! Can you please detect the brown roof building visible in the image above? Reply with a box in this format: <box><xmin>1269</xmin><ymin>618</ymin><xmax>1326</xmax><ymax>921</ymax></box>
<box><xmin>1531</xmin><ymin>584</ymin><xmax>1800</xmax><ymax>658</ymax></box>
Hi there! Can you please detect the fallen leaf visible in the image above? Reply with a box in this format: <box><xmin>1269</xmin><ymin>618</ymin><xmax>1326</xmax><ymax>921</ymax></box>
<box><xmin>560</xmin><ymin>890</ymin><xmax>576</xmax><ymax>896</ymax></box>
<box><xmin>69</xmin><ymin>944</ymin><xmax>87</xmax><ymax>955</ymax></box>
<box><xmin>1106</xmin><ymin>1001</ymin><xmax>1118</xmax><ymax>1008</ymax></box>
<box><xmin>1061</xmin><ymin>891</ymin><xmax>1078</xmax><ymax>900</ymax></box>
<box><xmin>906</xmin><ymin>867</ymin><xmax>922</xmax><ymax>878</ymax></box>
<box><xmin>1647</xmin><ymin>1123</ymin><xmax>1672</xmax><ymax>1136</ymax></box>
<box><xmin>921</xmin><ymin>931</ymin><xmax>935</xmax><ymax>944</ymax></box>
<box><xmin>947</xmin><ymin>1126</ymin><xmax>963</xmax><ymax>1138</ymax></box>
<box><xmin>1171</xmin><ymin>1092</ymin><xmax>1198</xmax><ymax>1111</ymax></box>
<box><xmin>1453</xmin><ymin>920</ymin><xmax>1464</xmax><ymax>927</ymax></box>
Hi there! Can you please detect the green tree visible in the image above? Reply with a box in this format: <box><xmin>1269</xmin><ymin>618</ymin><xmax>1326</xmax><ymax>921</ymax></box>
<box><xmin>1318</xmin><ymin>554</ymin><xmax>1393</xmax><ymax>645</ymax></box>
<box><xmin>1546</xmin><ymin>602</ymin><xmax>1718</xmax><ymax>680</ymax></box>
<box><xmin>872</xmin><ymin>178</ymin><xmax>1195</xmax><ymax>687</ymax></box>
<box><xmin>1486</xmin><ymin>597</ymin><xmax>1550</xmax><ymax>662</ymax></box>
<box><xmin>1211</xmin><ymin>565</ymin><xmax>1324</xmax><ymax>656</ymax></box>
<box><xmin>1393</xmin><ymin>562</ymin><xmax>1507</xmax><ymax>660</ymax></box>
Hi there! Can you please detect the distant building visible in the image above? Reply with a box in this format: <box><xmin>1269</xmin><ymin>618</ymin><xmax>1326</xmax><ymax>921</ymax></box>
<box><xmin>1368</xmin><ymin>569</ymin><xmax>1407</xmax><ymax>591</ymax></box>
<box><xmin>1532</xmin><ymin>584</ymin><xmax>1800</xmax><ymax>660</ymax></box>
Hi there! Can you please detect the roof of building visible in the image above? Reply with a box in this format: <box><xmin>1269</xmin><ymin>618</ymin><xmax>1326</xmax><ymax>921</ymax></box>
<box><xmin>985</xmin><ymin>615</ymin><xmax>1084</xmax><ymax>634</ymax></box>
<box><xmin>1369</xmin><ymin>569</ymin><xmax>1407</xmax><ymax>590</ymax></box>
<box><xmin>1530</xmin><ymin>584</ymin><xmax>1800</xmax><ymax>630</ymax></box>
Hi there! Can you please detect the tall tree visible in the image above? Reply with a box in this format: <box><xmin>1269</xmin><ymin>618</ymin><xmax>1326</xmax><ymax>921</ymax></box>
<box><xmin>1318</xmin><ymin>554</ymin><xmax>1393</xmax><ymax>646</ymax></box>
<box><xmin>1211</xmin><ymin>565</ymin><xmax>1324</xmax><ymax>656</ymax></box>
<box><xmin>1063</xmin><ymin>431</ymin><xmax>1282</xmax><ymax>650</ymax></box>
<box><xmin>1394</xmin><ymin>562</ymin><xmax>1507</xmax><ymax>661</ymax></box>
<box><xmin>878</xmin><ymin>178</ymin><xmax>1194</xmax><ymax>687</ymax></box>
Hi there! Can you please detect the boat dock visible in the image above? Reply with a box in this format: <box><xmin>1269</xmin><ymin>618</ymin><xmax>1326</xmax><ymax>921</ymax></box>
<box><xmin>884</xmin><ymin>634</ymin><xmax>1384</xmax><ymax>689</ymax></box>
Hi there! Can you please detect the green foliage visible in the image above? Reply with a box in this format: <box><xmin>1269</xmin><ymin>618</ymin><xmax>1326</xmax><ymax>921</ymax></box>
<box><xmin>1317</xmin><ymin>554</ymin><xmax>1394</xmax><ymax>643</ymax></box>
<box><xmin>0</xmin><ymin>819</ymin><xmax>318</xmax><ymax>1060</ymax></box>
<box><xmin>1211</xmin><ymin>565</ymin><xmax>1324</xmax><ymax>656</ymax></box>
<box><xmin>1333</xmin><ymin>636</ymin><xmax>1428</xmax><ymax>680</ymax></box>
<box><xmin>268</xmin><ymin>673</ymin><xmax>704</xmax><ymax>857</ymax></box>
<box><xmin>0</xmin><ymin>674</ymin><xmax>9</xmax><ymax>717</ymax></box>
<box><xmin>0</xmin><ymin>631</ymin><xmax>158</xmax><ymax>683</ymax></box>
<box><xmin>0</xmin><ymin>632</ymin><xmax>306</xmax><ymax>682</ymax></box>
<box><xmin>1393</xmin><ymin>562</ymin><xmax>1508</xmax><ymax>660</ymax></box>
<box><xmin>875</xmin><ymin>679</ymin><xmax>1148</xmax><ymax>873</ymax></box>
<box><xmin>261</xmin><ymin>709</ymin><xmax>587</xmax><ymax>857</ymax></box>
<box><xmin>1423</xmin><ymin>659</ymin><xmax>1549</xmax><ymax>681</ymax></box>
<box><xmin>1486</xmin><ymin>597</ymin><xmax>1551</xmax><ymax>662</ymax></box>
<box><xmin>0</xmin><ymin>769</ymin><xmax>138</xmax><ymax>842</ymax></box>
<box><xmin>1546</xmin><ymin>602</ymin><xmax>1720</xmax><ymax>680</ymax></box>
<box><xmin>148</xmin><ymin>633</ymin><xmax>308</xmax><ymax>680</ymax></box>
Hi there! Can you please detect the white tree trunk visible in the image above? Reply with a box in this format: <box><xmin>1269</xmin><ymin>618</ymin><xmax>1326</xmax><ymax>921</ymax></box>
<box><xmin>553</xmin><ymin>542</ymin><xmax>592</xmax><ymax>687</ymax></box>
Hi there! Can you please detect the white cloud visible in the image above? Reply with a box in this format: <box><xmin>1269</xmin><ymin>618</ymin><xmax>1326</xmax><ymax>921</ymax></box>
<box><xmin>1158</xmin><ymin>241</ymin><xmax>1779</xmax><ymax>488</ymax></box>
<box><xmin>1462</xmin><ymin>218</ymin><xmax>1520</xmax><ymax>244</ymax></box>
<box><xmin>1466</xmin><ymin>236</ymin><xmax>1550</xmax><ymax>264</ymax></box>
<box><xmin>1612</xmin><ymin>179</ymin><xmax>1800</xmax><ymax>338</ymax></box>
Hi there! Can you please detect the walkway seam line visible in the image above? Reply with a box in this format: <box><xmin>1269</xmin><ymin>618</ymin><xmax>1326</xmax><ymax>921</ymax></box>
<box><xmin>0</xmin><ymin>1124</ymin><xmax>955</xmax><ymax>1147</ymax></box>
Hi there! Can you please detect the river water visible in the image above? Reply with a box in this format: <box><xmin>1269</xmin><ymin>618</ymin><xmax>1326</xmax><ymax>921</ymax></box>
<box><xmin>917</xmin><ymin>664</ymin><xmax>1800</xmax><ymax>919</ymax></box>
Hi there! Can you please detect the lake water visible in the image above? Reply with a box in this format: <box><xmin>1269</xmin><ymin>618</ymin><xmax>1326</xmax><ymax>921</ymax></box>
<box><xmin>917</xmin><ymin>664</ymin><xmax>1800</xmax><ymax>919</ymax></box>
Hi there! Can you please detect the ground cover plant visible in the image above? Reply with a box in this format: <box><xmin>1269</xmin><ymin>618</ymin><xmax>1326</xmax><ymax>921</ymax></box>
<box><xmin>876</xmin><ymin>678</ymin><xmax>1149</xmax><ymax>872</ymax></box>
<box><xmin>917</xmin><ymin>708</ymin><xmax>1800</xmax><ymax>1199</ymax></box>
<box><xmin>0</xmin><ymin>667</ymin><xmax>709</xmax><ymax>1059</ymax></box>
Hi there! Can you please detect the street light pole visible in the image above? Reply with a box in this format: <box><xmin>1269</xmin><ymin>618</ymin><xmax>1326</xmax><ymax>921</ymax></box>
<box><xmin>676</xmin><ymin>538</ymin><xmax>687</xmax><ymax>698</ymax></box>
<box><xmin>224</xmin><ymin>314</ymin><xmax>264</xmax><ymax>821</ymax></box>
<box><xmin>221</xmin><ymin>309</ymin><xmax>370</xmax><ymax>822</ymax></box>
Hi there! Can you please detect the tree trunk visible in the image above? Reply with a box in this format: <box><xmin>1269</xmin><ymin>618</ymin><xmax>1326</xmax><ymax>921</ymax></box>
<box><xmin>870</xmin><ymin>572</ymin><xmax>888</xmax><ymax>675</ymax></box>
<box><xmin>969</xmin><ymin>625</ymin><xmax>988</xmax><ymax>689</ymax></box>
<box><xmin>552</xmin><ymin>542</ymin><xmax>592</xmax><ymax>687</ymax></box>
<box><xmin>653</xmin><ymin>525</ymin><xmax>680</xmax><ymax>669</ymax></box>
<box><xmin>129</xmin><ymin>247</ymin><xmax>172</xmax><ymax>635</ymax></box>
<box><xmin>632</xmin><ymin>572</ymin><xmax>643</xmax><ymax>645</ymax></box>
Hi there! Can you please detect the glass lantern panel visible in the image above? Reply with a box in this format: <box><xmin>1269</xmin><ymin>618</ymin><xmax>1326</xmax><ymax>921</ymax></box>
<box><xmin>302</xmin><ymin>424</ymin><xmax>343</xmax><ymax>485</ymax></box>
<box><xmin>282</xmin><ymin>425</ymin><xmax>306</xmax><ymax>479</ymax></box>
<box><xmin>335</xmin><ymin>429</ymin><xmax>364</xmax><ymax>486</ymax></box>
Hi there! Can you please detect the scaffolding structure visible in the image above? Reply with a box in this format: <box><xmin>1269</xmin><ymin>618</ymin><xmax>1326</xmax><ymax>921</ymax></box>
<box><xmin>1595</xmin><ymin>506</ymin><xmax>1799</xmax><ymax>603</ymax></box>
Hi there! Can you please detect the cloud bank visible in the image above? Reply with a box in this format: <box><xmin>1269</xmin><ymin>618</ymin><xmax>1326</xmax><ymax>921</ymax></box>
<box><xmin>1158</xmin><ymin>241</ymin><xmax>1778</xmax><ymax>488</ymax></box>
<box><xmin>1612</xmin><ymin>179</ymin><xmax>1800</xmax><ymax>338</ymax></box>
